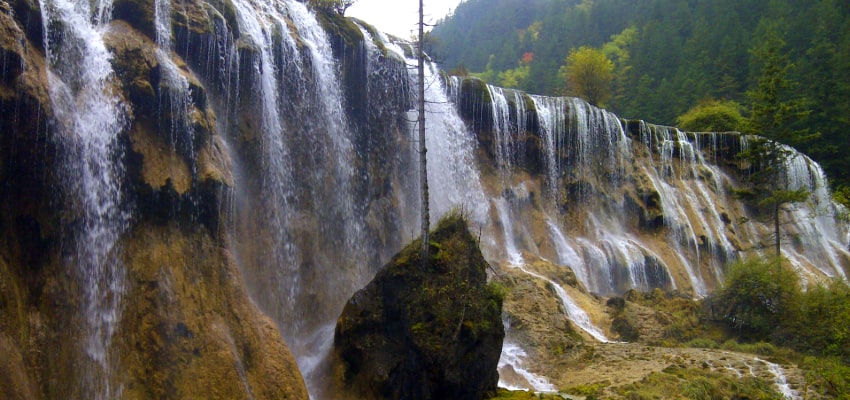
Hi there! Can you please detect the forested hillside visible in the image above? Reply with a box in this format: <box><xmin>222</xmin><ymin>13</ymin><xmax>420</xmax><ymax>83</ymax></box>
<box><xmin>430</xmin><ymin>0</ymin><xmax>850</xmax><ymax>195</ymax></box>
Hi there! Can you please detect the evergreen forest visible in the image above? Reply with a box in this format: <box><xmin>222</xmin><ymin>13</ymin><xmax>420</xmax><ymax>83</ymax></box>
<box><xmin>429</xmin><ymin>0</ymin><xmax>850</xmax><ymax>199</ymax></box>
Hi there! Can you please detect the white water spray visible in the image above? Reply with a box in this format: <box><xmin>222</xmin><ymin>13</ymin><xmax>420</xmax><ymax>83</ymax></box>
<box><xmin>40</xmin><ymin>0</ymin><xmax>129</xmax><ymax>397</ymax></box>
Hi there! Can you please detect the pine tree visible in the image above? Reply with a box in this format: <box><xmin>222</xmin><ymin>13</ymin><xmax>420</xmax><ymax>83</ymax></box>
<box><xmin>737</xmin><ymin>22</ymin><xmax>813</xmax><ymax>260</ymax></box>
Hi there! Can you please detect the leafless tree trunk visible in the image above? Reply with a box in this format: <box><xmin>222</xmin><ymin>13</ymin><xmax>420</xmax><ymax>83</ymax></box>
<box><xmin>418</xmin><ymin>0</ymin><xmax>430</xmax><ymax>263</ymax></box>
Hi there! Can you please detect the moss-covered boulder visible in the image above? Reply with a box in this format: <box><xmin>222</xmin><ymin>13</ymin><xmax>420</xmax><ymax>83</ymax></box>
<box><xmin>334</xmin><ymin>213</ymin><xmax>504</xmax><ymax>400</ymax></box>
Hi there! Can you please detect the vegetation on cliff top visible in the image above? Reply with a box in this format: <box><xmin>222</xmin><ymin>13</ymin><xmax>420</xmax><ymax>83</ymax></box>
<box><xmin>430</xmin><ymin>0</ymin><xmax>850</xmax><ymax>198</ymax></box>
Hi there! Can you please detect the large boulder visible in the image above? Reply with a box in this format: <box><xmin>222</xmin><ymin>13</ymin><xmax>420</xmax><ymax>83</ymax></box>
<box><xmin>334</xmin><ymin>214</ymin><xmax>505</xmax><ymax>400</ymax></box>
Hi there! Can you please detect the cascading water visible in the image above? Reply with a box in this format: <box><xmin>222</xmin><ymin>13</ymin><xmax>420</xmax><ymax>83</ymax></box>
<box><xmin>776</xmin><ymin>144</ymin><xmax>849</xmax><ymax>279</ymax></box>
<box><xmin>479</xmin><ymin>93</ymin><xmax>683</xmax><ymax>296</ymax></box>
<box><xmin>5</xmin><ymin>1</ymin><xmax>850</xmax><ymax>397</ymax></box>
<box><xmin>412</xmin><ymin>56</ymin><xmax>489</xmax><ymax>226</ymax></box>
<box><xmin>215</xmin><ymin>0</ymin><xmax>372</xmax><ymax>387</ymax></box>
<box><xmin>40</xmin><ymin>0</ymin><xmax>129</xmax><ymax>397</ymax></box>
<box><xmin>494</xmin><ymin>196</ymin><xmax>610</xmax><ymax>342</ymax></box>
<box><xmin>458</xmin><ymin>84</ymin><xmax>849</xmax><ymax>299</ymax></box>
<box><xmin>497</xmin><ymin>342</ymin><xmax>557</xmax><ymax>392</ymax></box>
<box><xmin>756</xmin><ymin>358</ymin><xmax>801</xmax><ymax>399</ymax></box>
<box><xmin>154</xmin><ymin>0</ymin><xmax>195</xmax><ymax>171</ymax></box>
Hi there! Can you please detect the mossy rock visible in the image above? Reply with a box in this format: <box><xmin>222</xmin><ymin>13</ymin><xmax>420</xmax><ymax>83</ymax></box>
<box><xmin>117</xmin><ymin>221</ymin><xmax>309</xmax><ymax>399</ymax></box>
<box><xmin>112</xmin><ymin>0</ymin><xmax>156</xmax><ymax>40</ymax></box>
<box><xmin>103</xmin><ymin>21</ymin><xmax>160</xmax><ymax>116</ymax></box>
<box><xmin>334</xmin><ymin>213</ymin><xmax>504</xmax><ymax>400</ymax></box>
<box><xmin>314</xmin><ymin>8</ymin><xmax>364</xmax><ymax>50</ymax></box>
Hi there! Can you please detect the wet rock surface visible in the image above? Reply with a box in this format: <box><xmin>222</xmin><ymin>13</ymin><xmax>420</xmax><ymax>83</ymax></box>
<box><xmin>334</xmin><ymin>215</ymin><xmax>504</xmax><ymax>400</ymax></box>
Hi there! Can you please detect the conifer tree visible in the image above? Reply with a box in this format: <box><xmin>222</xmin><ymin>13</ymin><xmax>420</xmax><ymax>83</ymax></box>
<box><xmin>738</xmin><ymin>22</ymin><xmax>813</xmax><ymax>260</ymax></box>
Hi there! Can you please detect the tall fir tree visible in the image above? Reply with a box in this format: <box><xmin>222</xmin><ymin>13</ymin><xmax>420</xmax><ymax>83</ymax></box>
<box><xmin>738</xmin><ymin>22</ymin><xmax>813</xmax><ymax>260</ymax></box>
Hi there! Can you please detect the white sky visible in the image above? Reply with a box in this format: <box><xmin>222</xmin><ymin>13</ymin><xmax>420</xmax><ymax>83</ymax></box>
<box><xmin>346</xmin><ymin>0</ymin><xmax>463</xmax><ymax>39</ymax></box>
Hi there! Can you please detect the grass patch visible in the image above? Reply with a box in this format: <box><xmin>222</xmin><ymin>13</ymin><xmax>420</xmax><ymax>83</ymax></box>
<box><xmin>487</xmin><ymin>388</ymin><xmax>565</xmax><ymax>399</ymax></box>
<box><xmin>617</xmin><ymin>366</ymin><xmax>782</xmax><ymax>400</ymax></box>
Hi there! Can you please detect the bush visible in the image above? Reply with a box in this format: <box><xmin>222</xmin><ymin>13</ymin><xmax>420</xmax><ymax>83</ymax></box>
<box><xmin>676</xmin><ymin>99</ymin><xmax>745</xmax><ymax>132</ymax></box>
<box><xmin>618</xmin><ymin>367</ymin><xmax>780</xmax><ymax>399</ymax></box>
<box><xmin>711</xmin><ymin>258</ymin><xmax>800</xmax><ymax>341</ymax></box>
<box><xmin>612</xmin><ymin>315</ymin><xmax>640</xmax><ymax>342</ymax></box>
<box><xmin>711</xmin><ymin>258</ymin><xmax>850</xmax><ymax>363</ymax></box>
<box><xmin>309</xmin><ymin>0</ymin><xmax>356</xmax><ymax>15</ymax></box>
<box><xmin>684</xmin><ymin>338</ymin><xmax>719</xmax><ymax>349</ymax></box>
<box><xmin>802</xmin><ymin>356</ymin><xmax>850</xmax><ymax>398</ymax></box>
<box><xmin>787</xmin><ymin>279</ymin><xmax>850</xmax><ymax>361</ymax></box>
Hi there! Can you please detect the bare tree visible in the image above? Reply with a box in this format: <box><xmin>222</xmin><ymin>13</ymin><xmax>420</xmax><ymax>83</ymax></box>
<box><xmin>418</xmin><ymin>0</ymin><xmax>430</xmax><ymax>263</ymax></box>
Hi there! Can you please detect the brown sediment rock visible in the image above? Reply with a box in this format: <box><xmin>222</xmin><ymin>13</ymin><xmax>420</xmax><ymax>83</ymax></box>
<box><xmin>0</xmin><ymin>3</ymin><xmax>306</xmax><ymax>397</ymax></box>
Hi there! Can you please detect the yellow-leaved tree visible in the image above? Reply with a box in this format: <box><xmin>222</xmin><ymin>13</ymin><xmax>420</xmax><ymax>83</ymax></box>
<box><xmin>559</xmin><ymin>46</ymin><xmax>614</xmax><ymax>107</ymax></box>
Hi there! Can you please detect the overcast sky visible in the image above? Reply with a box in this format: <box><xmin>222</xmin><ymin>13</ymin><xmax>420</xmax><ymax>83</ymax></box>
<box><xmin>346</xmin><ymin>0</ymin><xmax>463</xmax><ymax>38</ymax></box>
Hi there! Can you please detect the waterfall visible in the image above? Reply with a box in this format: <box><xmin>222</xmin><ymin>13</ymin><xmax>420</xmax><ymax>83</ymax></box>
<box><xmin>757</xmin><ymin>358</ymin><xmax>801</xmax><ymax>399</ymax></box>
<box><xmin>518</xmin><ymin>261</ymin><xmax>611</xmax><ymax>342</ymax></box>
<box><xmin>154</xmin><ymin>0</ymin><xmax>196</xmax><ymax>174</ymax></box>
<box><xmin>40</xmin><ymin>0</ymin><xmax>129</xmax><ymax>397</ymax></box>
<box><xmin>497</xmin><ymin>342</ymin><xmax>557</xmax><ymax>392</ymax></box>
<box><xmin>780</xmin><ymin>147</ymin><xmax>849</xmax><ymax>279</ymax></box>
<box><xmin>532</xmin><ymin>95</ymin><xmax>567</xmax><ymax>197</ymax></box>
<box><xmin>376</xmin><ymin>35</ymin><xmax>489</xmax><ymax>226</ymax></box>
<box><xmin>494</xmin><ymin>198</ymin><xmax>610</xmax><ymax>342</ymax></box>
<box><xmin>8</xmin><ymin>0</ymin><xmax>850</xmax><ymax>398</ymax></box>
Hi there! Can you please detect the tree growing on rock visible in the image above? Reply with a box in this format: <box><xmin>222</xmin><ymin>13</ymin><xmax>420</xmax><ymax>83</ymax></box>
<box><xmin>736</xmin><ymin>22</ymin><xmax>814</xmax><ymax>260</ymax></box>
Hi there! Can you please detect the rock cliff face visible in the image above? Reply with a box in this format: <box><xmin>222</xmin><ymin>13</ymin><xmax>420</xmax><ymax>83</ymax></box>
<box><xmin>334</xmin><ymin>214</ymin><xmax>504</xmax><ymax>400</ymax></box>
<box><xmin>449</xmin><ymin>76</ymin><xmax>848</xmax><ymax>296</ymax></box>
<box><xmin>0</xmin><ymin>0</ymin><xmax>307</xmax><ymax>397</ymax></box>
<box><xmin>1</xmin><ymin>0</ymin><xmax>848</xmax><ymax>397</ymax></box>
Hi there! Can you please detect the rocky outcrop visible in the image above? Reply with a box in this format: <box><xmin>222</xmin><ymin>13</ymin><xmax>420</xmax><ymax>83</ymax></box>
<box><xmin>0</xmin><ymin>0</ymin><xmax>307</xmax><ymax>397</ymax></box>
<box><xmin>334</xmin><ymin>214</ymin><xmax>504</xmax><ymax>400</ymax></box>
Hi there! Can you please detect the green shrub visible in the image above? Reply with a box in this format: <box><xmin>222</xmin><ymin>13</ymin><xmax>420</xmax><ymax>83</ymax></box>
<box><xmin>787</xmin><ymin>279</ymin><xmax>850</xmax><ymax>361</ymax></box>
<box><xmin>618</xmin><ymin>367</ymin><xmax>780</xmax><ymax>399</ymax></box>
<box><xmin>684</xmin><ymin>338</ymin><xmax>719</xmax><ymax>349</ymax></box>
<box><xmin>612</xmin><ymin>315</ymin><xmax>640</xmax><ymax>342</ymax></box>
<box><xmin>676</xmin><ymin>99</ymin><xmax>745</xmax><ymax>132</ymax></box>
<box><xmin>712</xmin><ymin>258</ymin><xmax>801</xmax><ymax>341</ymax></box>
<box><xmin>802</xmin><ymin>356</ymin><xmax>850</xmax><ymax>398</ymax></box>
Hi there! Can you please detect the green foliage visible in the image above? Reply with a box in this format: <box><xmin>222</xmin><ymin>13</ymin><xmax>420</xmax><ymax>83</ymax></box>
<box><xmin>745</xmin><ymin>21</ymin><xmax>817</xmax><ymax>147</ymax></box>
<box><xmin>710</xmin><ymin>258</ymin><xmax>850</xmax><ymax>363</ymax></box>
<box><xmin>611</xmin><ymin>315</ymin><xmax>639</xmax><ymax>342</ymax></box>
<box><xmin>618</xmin><ymin>366</ymin><xmax>781</xmax><ymax>400</ymax></box>
<box><xmin>559</xmin><ymin>46</ymin><xmax>614</xmax><ymax>106</ymax></box>
<box><xmin>713</xmin><ymin>258</ymin><xmax>800</xmax><ymax>341</ymax></box>
<box><xmin>676</xmin><ymin>99</ymin><xmax>745</xmax><ymax>132</ymax></box>
<box><xmin>802</xmin><ymin>356</ymin><xmax>850</xmax><ymax>399</ymax></box>
<box><xmin>487</xmin><ymin>388</ymin><xmax>564</xmax><ymax>399</ymax></box>
<box><xmin>308</xmin><ymin>0</ymin><xmax>355</xmax><ymax>15</ymax></box>
<box><xmin>833</xmin><ymin>186</ymin><xmax>850</xmax><ymax>211</ymax></box>
<box><xmin>718</xmin><ymin>340</ymin><xmax>782</xmax><ymax>358</ymax></box>
<box><xmin>623</xmin><ymin>289</ymin><xmax>713</xmax><ymax>343</ymax></box>
<box><xmin>564</xmin><ymin>381</ymin><xmax>608</xmax><ymax>399</ymax></box>
<box><xmin>683</xmin><ymin>338</ymin><xmax>719</xmax><ymax>349</ymax></box>
<box><xmin>432</xmin><ymin>0</ymin><xmax>850</xmax><ymax>190</ymax></box>
<box><xmin>787</xmin><ymin>279</ymin><xmax>850</xmax><ymax>361</ymax></box>
<box><xmin>497</xmin><ymin>64</ymin><xmax>530</xmax><ymax>89</ymax></box>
